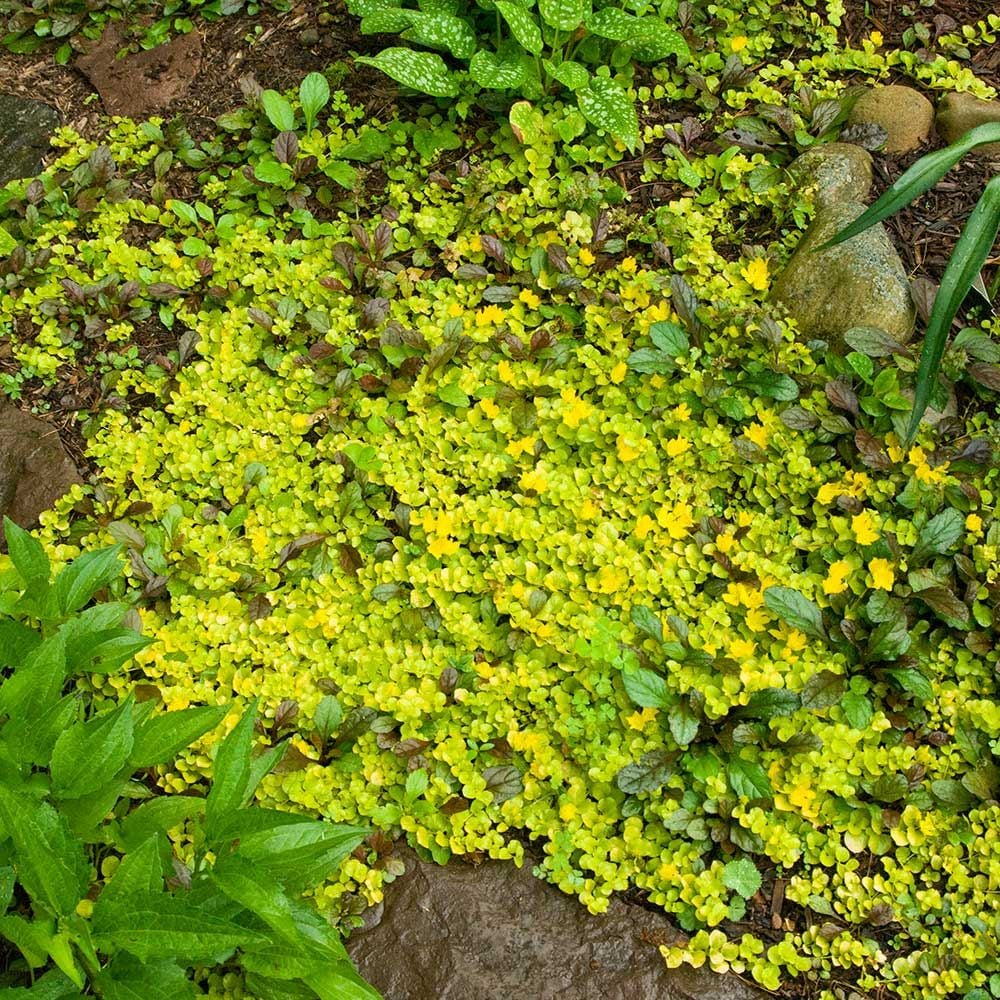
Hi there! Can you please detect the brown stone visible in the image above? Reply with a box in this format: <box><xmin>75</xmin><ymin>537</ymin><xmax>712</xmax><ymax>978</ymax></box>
<box><xmin>847</xmin><ymin>85</ymin><xmax>934</xmax><ymax>155</ymax></box>
<box><xmin>936</xmin><ymin>92</ymin><xmax>1000</xmax><ymax>155</ymax></box>
<box><xmin>347</xmin><ymin>847</ymin><xmax>767</xmax><ymax>1000</ymax></box>
<box><xmin>0</xmin><ymin>404</ymin><xmax>82</xmax><ymax>547</ymax></box>
<box><xmin>75</xmin><ymin>24</ymin><xmax>202</xmax><ymax>119</ymax></box>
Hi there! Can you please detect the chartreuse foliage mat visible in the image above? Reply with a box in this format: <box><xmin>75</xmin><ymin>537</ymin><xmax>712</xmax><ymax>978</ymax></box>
<box><xmin>1</xmin><ymin>26</ymin><xmax>1000</xmax><ymax>1000</ymax></box>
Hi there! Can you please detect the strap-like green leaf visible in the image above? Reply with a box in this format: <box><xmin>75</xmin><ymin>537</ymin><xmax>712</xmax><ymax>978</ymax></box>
<box><xmin>50</xmin><ymin>696</ymin><xmax>135</xmax><ymax>800</ymax></box>
<box><xmin>820</xmin><ymin>122</ymin><xmax>1000</xmax><ymax>251</ymax></box>
<box><xmin>130</xmin><ymin>703</ymin><xmax>228</xmax><ymax>768</ymax></box>
<box><xmin>205</xmin><ymin>701</ymin><xmax>258</xmax><ymax>836</ymax></box>
<box><xmin>52</xmin><ymin>546</ymin><xmax>123</xmax><ymax>616</ymax></box>
<box><xmin>906</xmin><ymin>175</ymin><xmax>1000</xmax><ymax>441</ymax></box>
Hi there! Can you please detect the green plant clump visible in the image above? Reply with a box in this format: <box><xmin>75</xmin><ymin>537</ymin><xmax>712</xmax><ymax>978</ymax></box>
<box><xmin>0</xmin><ymin>517</ymin><xmax>378</xmax><ymax>999</ymax></box>
<box><xmin>1</xmin><ymin>31</ymin><xmax>1000</xmax><ymax>1000</ymax></box>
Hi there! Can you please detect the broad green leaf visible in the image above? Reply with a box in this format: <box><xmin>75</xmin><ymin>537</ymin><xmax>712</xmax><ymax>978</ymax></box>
<box><xmin>630</xmin><ymin>604</ymin><xmax>663</xmax><ymax>642</ymax></box>
<box><xmin>622</xmin><ymin>667</ymin><xmax>671</xmax><ymax>708</ymax></box>
<box><xmin>254</xmin><ymin>160</ymin><xmax>294</xmax><ymax>186</ymax></box>
<box><xmin>866</xmin><ymin>617</ymin><xmax>911</xmax><ymax>662</ymax></box>
<box><xmin>625</xmin><ymin>18</ymin><xmax>690</xmax><ymax>61</ymax></box>
<box><xmin>494</xmin><ymin>0</ymin><xmax>543</xmax><ymax>54</ymax></box>
<box><xmin>205</xmin><ymin>702</ymin><xmax>258</xmax><ymax>836</ymax></box>
<box><xmin>841</xmin><ymin>691</ymin><xmax>873</xmax><ymax>729</ymax></box>
<box><xmin>299</xmin><ymin>72</ymin><xmax>331</xmax><ymax>132</ymax></box>
<box><xmin>3</xmin><ymin>517</ymin><xmax>50</xmax><ymax>597</ymax></box>
<box><xmin>339</xmin><ymin>129</ymin><xmax>393</xmax><ymax>163</ymax></box>
<box><xmin>911</xmin><ymin>508</ymin><xmax>965</xmax><ymax>565</ymax></box>
<box><xmin>538</xmin><ymin>0</ymin><xmax>588</xmax><ymax>30</ymax></box>
<box><xmin>52</xmin><ymin>546</ymin><xmax>123</xmax><ymax>616</ymax></box>
<box><xmin>324</xmin><ymin>161</ymin><xmax>358</xmax><ymax>190</ymax></box>
<box><xmin>820</xmin><ymin>122</ymin><xmax>1000</xmax><ymax>252</ymax></box>
<box><xmin>0</xmin><ymin>913</ymin><xmax>55</xmax><ymax>967</ymax></box>
<box><xmin>0</xmin><ymin>633</ymin><xmax>66</xmax><ymax>721</ymax></box>
<box><xmin>627</xmin><ymin>348</ymin><xmax>675</xmax><ymax>374</ymax></box>
<box><xmin>885</xmin><ymin>667</ymin><xmax>933</xmax><ymax>701</ymax></box>
<box><xmin>667</xmin><ymin>704</ymin><xmax>699</xmax><ymax>747</ymax></box>
<box><xmin>615</xmin><ymin>750</ymin><xmax>675</xmax><ymax>794</ymax></box>
<box><xmin>577</xmin><ymin>78</ymin><xmax>639</xmax><ymax>151</ymax></box>
<box><xmin>469</xmin><ymin>50</ymin><xmax>528</xmax><ymax>90</ymax></box>
<box><xmin>930</xmin><ymin>778</ymin><xmax>976</xmax><ymax>811</ymax></box>
<box><xmin>99</xmin><ymin>836</ymin><xmax>165</xmax><ymax>909</ymax></box>
<box><xmin>722</xmin><ymin>858</ymin><xmax>762</xmax><ymax>899</ymax></box>
<box><xmin>0</xmin><ymin>783</ymin><xmax>90</xmax><ymax>917</ymax></box>
<box><xmin>763</xmin><ymin>586</ymin><xmax>826</xmax><ymax>640</ymax></box>
<box><xmin>65</xmin><ymin>629</ymin><xmax>153</xmax><ymax>675</ymax></box>
<box><xmin>907</xmin><ymin>176</ymin><xmax>1000</xmax><ymax>441</ymax></box>
<box><xmin>51</xmin><ymin>696</ymin><xmax>135</xmax><ymax>800</ymax></box>
<box><xmin>92</xmin><ymin>892</ymin><xmax>266</xmax><ymax>962</ymax></box>
<box><xmin>314</xmin><ymin>695</ymin><xmax>343</xmax><ymax>742</ymax></box>
<box><xmin>0</xmin><ymin>619</ymin><xmax>40</xmax><ymax>669</ymax></box>
<box><xmin>305</xmin><ymin>963</ymin><xmax>384</xmax><ymax>1000</ymax></box>
<box><xmin>799</xmin><ymin>670</ymin><xmax>845</xmax><ymax>710</ymax></box>
<box><xmin>355</xmin><ymin>49</ymin><xmax>460</xmax><ymax>98</ymax></box>
<box><xmin>247</xmin><ymin>742</ymin><xmax>289</xmax><ymax>801</ymax></box>
<box><xmin>731</xmin><ymin>688</ymin><xmax>801</xmax><ymax>720</ymax></box>
<box><xmin>130</xmin><ymin>703</ymin><xmax>228</xmax><ymax>768</ymax></box>
<box><xmin>649</xmin><ymin>320</ymin><xmax>689</xmax><ymax>356</ymax></box>
<box><xmin>727</xmin><ymin>757</ymin><xmax>773</xmax><ymax>801</ymax></box>
<box><xmin>261</xmin><ymin>91</ymin><xmax>297</xmax><ymax>132</ymax></box>
<box><xmin>738</xmin><ymin>371</ymin><xmax>800</xmax><ymax>401</ymax></box>
<box><xmin>584</xmin><ymin>8</ymin><xmax>639</xmax><ymax>39</ymax></box>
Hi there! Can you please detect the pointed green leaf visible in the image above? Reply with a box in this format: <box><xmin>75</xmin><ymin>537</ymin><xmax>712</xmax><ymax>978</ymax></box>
<box><xmin>622</xmin><ymin>667</ymin><xmax>671</xmax><ymax>708</ymax></box>
<box><xmin>205</xmin><ymin>702</ymin><xmax>258</xmax><ymax>835</ymax></box>
<box><xmin>99</xmin><ymin>836</ymin><xmax>165</xmax><ymax>909</ymax></box>
<box><xmin>51</xmin><ymin>696</ymin><xmax>135</xmax><ymax>799</ymax></box>
<box><xmin>727</xmin><ymin>757</ymin><xmax>773</xmax><ymax>801</ymax></box>
<box><xmin>542</xmin><ymin>59</ymin><xmax>589</xmax><ymax>91</ymax></box>
<box><xmin>763</xmin><ymin>586</ymin><xmax>826</xmax><ymax>640</ymax></box>
<box><xmin>261</xmin><ymin>91</ymin><xmax>297</xmax><ymax>132</ymax></box>
<box><xmin>299</xmin><ymin>72</ymin><xmax>331</xmax><ymax>132</ymax></box>
<box><xmin>3</xmin><ymin>517</ymin><xmax>50</xmax><ymax>597</ymax></box>
<box><xmin>130</xmin><ymin>703</ymin><xmax>228</xmax><ymax>768</ymax></box>
<box><xmin>0</xmin><ymin>783</ymin><xmax>90</xmax><ymax>917</ymax></box>
<box><xmin>52</xmin><ymin>546</ymin><xmax>123</xmax><ymax>616</ymax></box>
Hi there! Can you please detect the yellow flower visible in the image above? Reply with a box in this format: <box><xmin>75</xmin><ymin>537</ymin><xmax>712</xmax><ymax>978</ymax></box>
<box><xmin>626</xmin><ymin>707</ymin><xmax>658</xmax><ymax>730</ymax></box>
<box><xmin>610</xmin><ymin>361</ymin><xmax>628</xmax><ymax>384</ymax></box>
<box><xmin>665</xmin><ymin>436</ymin><xmax>690</xmax><ymax>458</ymax></box>
<box><xmin>635</xmin><ymin>514</ymin><xmax>656</xmax><ymax>539</ymax></box>
<box><xmin>746</xmin><ymin>607</ymin><xmax>770</xmax><ymax>632</ymax></box>
<box><xmin>745</xmin><ymin>423</ymin><xmax>770</xmax><ymax>450</ymax></box>
<box><xmin>579</xmin><ymin>247</ymin><xmax>596</xmax><ymax>266</ymax></box>
<box><xmin>497</xmin><ymin>359</ymin><xmax>515</xmax><ymax>383</ymax></box>
<box><xmin>519</xmin><ymin>288</ymin><xmax>541</xmax><ymax>310</ymax></box>
<box><xmin>851</xmin><ymin>510</ymin><xmax>879</xmax><ymax>546</ymax></box>
<box><xmin>816</xmin><ymin>483</ymin><xmax>842</xmax><ymax>505</ymax></box>
<box><xmin>580</xmin><ymin>499</ymin><xmax>600</xmax><ymax>520</ymax></box>
<box><xmin>784</xmin><ymin>629</ymin><xmax>807</xmax><ymax>652</ymax></box>
<box><xmin>480</xmin><ymin>398</ymin><xmax>500</xmax><ymax>419</ymax></box>
<box><xmin>869</xmin><ymin>558</ymin><xmax>895</xmax><ymax>592</ymax></box>
<box><xmin>966</xmin><ymin>513</ymin><xmax>983</xmax><ymax>533</ymax></box>
<box><xmin>561</xmin><ymin>388</ymin><xmax>594</xmax><ymax>428</ymax></box>
<box><xmin>823</xmin><ymin>559</ymin><xmax>852</xmax><ymax>596</ymax></box>
<box><xmin>716</xmin><ymin>532</ymin><xmax>736</xmax><ymax>553</ymax></box>
<box><xmin>475</xmin><ymin>304</ymin><xmax>505</xmax><ymax>327</ymax></box>
<box><xmin>741</xmin><ymin>258</ymin><xmax>770</xmax><ymax>291</ymax></box>
<box><xmin>657</xmin><ymin>502</ymin><xmax>694</xmax><ymax>539</ymax></box>
<box><xmin>447</xmin><ymin>302</ymin><xmax>464</xmax><ymax>317</ymax></box>
<box><xmin>519</xmin><ymin>468</ymin><xmax>548</xmax><ymax>493</ymax></box>
<box><xmin>505</xmin><ymin>436</ymin><xmax>536</xmax><ymax>459</ymax></box>
<box><xmin>729</xmin><ymin>638</ymin><xmax>756</xmax><ymax>659</ymax></box>
<box><xmin>787</xmin><ymin>781</ymin><xmax>818</xmax><ymax>819</ymax></box>
<box><xmin>730</xmin><ymin>34</ymin><xmax>748</xmax><ymax>52</ymax></box>
<box><xmin>672</xmin><ymin>402</ymin><xmax>692</xmax><ymax>421</ymax></box>
<box><xmin>428</xmin><ymin>536</ymin><xmax>460</xmax><ymax>558</ymax></box>
<box><xmin>617</xmin><ymin>435</ymin><xmax>643</xmax><ymax>462</ymax></box>
<box><xmin>597</xmin><ymin>564</ymin><xmax>627</xmax><ymax>593</ymax></box>
<box><xmin>620</xmin><ymin>256</ymin><xmax>638</xmax><ymax>274</ymax></box>
<box><xmin>869</xmin><ymin>29</ymin><xmax>883</xmax><ymax>46</ymax></box>
<box><xmin>559</xmin><ymin>802</ymin><xmax>578</xmax><ymax>821</ymax></box>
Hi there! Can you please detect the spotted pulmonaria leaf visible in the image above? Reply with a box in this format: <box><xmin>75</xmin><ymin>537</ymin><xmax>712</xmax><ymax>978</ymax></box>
<box><xmin>576</xmin><ymin>78</ymin><xmax>639</xmax><ymax>151</ymax></box>
<box><xmin>356</xmin><ymin>49</ymin><xmax>460</xmax><ymax>98</ymax></box>
<box><xmin>494</xmin><ymin>0</ymin><xmax>544</xmax><ymax>54</ymax></box>
<box><xmin>469</xmin><ymin>51</ymin><xmax>527</xmax><ymax>90</ymax></box>
<box><xmin>543</xmin><ymin>59</ymin><xmax>589</xmax><ymax>91</ymax></box>
<box><xmin>538</xmin><ymin>0</ymin><xmax>589</xmax><ymax>30</ymax></box>
<box><xmin>401</xmin><ymin>10</ymin><xmax>478</xmax><ymax>58</ymax></box>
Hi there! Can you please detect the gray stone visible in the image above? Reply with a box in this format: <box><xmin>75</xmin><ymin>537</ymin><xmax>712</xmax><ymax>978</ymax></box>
<box><xmin>771</xmin><ymin>200</ymin><xmax>915</xmax><ymax>347</ymax></box>
<box><xmin>0</xmin><ymin>93</ymin><xmax>59</xmax><ymax>187</ymax></box>
<box><xmin>0</xmin><ymin>404</ymin><xmax>82</xmax><ymax>548</ymax></box>
<box><xmin>847</xmin><ymin>85</ymin><xmax>934</xmax><ymax>154</ymax></box>
<box><xmin>347</xmin><ymin>847</ymin><xmax>767</xmax><ymax>1000</ymax></box>
<box><xmin>791</xmin><ymin>143</ymin><xmax>874</xmax><ymax>209</ymax></box>
<box><xmin>936</xmin><ymin>92</ymin><xmax>1000</xmax><ymax>155</ymax></box>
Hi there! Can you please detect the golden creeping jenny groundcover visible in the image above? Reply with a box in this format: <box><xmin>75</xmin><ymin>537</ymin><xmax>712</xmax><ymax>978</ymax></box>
<box><xmin>1</xmin><ymin>11</ymin><xmax>1000</xmax><ymax>998</ymax></box>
